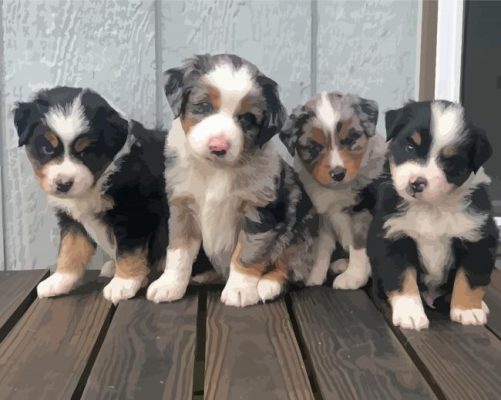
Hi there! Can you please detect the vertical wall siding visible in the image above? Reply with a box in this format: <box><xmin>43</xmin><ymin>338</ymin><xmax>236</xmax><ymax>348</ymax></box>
<box><xmin>0</xmin><ymin>0</ymin><xmax>420</xmax><ymax>270</ymax></box>
<box><xmin>0</xmin><ymin>0</ymin><xmax>5</xmax><ymax>270</ymax></box>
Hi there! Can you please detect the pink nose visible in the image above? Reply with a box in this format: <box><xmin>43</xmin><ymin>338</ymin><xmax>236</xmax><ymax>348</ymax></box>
<box><xmin>208</xmin><ymin>136</ymin><xmax>230</xmax><ymax>155</ymax></box>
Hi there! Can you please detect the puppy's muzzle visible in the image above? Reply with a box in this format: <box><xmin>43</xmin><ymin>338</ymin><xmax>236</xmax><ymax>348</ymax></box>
<box><xmin>208</xmin><ymin>136</ymin><xmax>230</xmax><ymax>157</ymax></box>
<box><xmin>407</xmin><ymin>177</ymin><xmax>427</xmax><ymax>196</ymax></box>
<box><xmin>329</xmin><ymin>166</ymin><xmax>346</xmax><ymax>182</ymax></box>
<box><xmin>56</xmin><ymin>179</ymin><xmax>74</xmax><ymax>193</ymax></box>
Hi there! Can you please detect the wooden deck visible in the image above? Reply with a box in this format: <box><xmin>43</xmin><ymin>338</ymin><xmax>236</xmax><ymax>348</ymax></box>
<box><xmin>0</xmin><ymin>270</ymin><xmax>500</xmax><ymax>400</ymax></box>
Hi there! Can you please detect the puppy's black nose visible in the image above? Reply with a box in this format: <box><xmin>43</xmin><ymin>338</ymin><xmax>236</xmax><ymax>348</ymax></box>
<box><xmin>330</xmin><ymin>166</ymin><xmax>346</xmax><ymax>182</ymax></box>
<box><xmin>56</xmin><ymin>179</ymin><xmax>74</xmax><ymax>193</ymax></box>
<box><xmin>409</xmin><ymin>177</ymin><xmax>427</xmax><ymax>194</ymax></box>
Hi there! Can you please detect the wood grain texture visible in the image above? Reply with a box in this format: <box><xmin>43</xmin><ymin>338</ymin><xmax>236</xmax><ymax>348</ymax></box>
<box><xmin>387</xmin><ymin>306</ymin><xmax>501</xmax><ymax>399</ymax></box>
<box><xmin>81</xmin><ymin>293</ymin><xmax>198</xmax><ymax>400</ymax></box>
<box><xmin>0</xmin><ymin>271</ymin><xmax>113</xmax><ymax>400</ymax></box>
<box><xmin>316</xmin><ymin>0</ymin><xmax>419</xmax><ymax>133</ymax></box>
<box><xmin>290</xmin><ymin>287</ymin><xmax>436</xmax><ymax>400</ymax></box>
<box><xmin>0</xmin><ymin>269</ymin><xmax>49</xmax><ymax>341</ymax></box>
<box><xmin>1</xmin><ymin>0</ymin><xmax>157</xmax><ymax>270</ymax></box>
<box><xmin>486</xmin><ymin>270</ymin><xmax>501</xmax><ymax>338</ymax></box>
<box><xmin>204</xmin><ymin>291</ymin><xmax>313</xmax><ymax>400</ymax></box>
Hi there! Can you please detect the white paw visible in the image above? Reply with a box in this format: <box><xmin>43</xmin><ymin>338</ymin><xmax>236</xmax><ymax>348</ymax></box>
<box><xmin>451</xmin><ymin>302</ymin><xmax>489</xmax><ymax>326</ymax></box>
<box><xmin>391</xmin><ymin>295</ymin><xmax>429</xmax><ymax>331</ymax></box>
<box><xmin>330</xmin><ymin>258</ymin><xmax>349</xmax><ymax>274</ymax></box>
<box><xmin>332</xmin><ymin>269</ymin><xmax>369</xmax><ymax>290</ymax></box>
<box><xmin>257</xmin><ymin>278</ymin><xmax>283</xmax><ymax>303</ymax></box>
<box><xmin>103</xmin><ymin>277</ymin><xmax>142</xmax><ymax>305</ymax></box>
<box><xmin>146</xmin><ymin>273</ymin><xmax>189</xmax><ymax>303</ymax></box>
<box><xmin>221</xmin><ymin>270</ymin><xmax>260</xmax><ymax>307</ymax></box>
<box><xmin>99</xmin><ymin>260</ymin><xmax>116</xmax><ymax>278</ymax></box>
<box><xmin>37</xmin><ymin>272</ymin><xmax>81</xmax><ymax>298</ymax></box>
<box><xmin>305</xmin><ymin>272</ymin><xmax>326</xmax><ymax>287</ymax></box>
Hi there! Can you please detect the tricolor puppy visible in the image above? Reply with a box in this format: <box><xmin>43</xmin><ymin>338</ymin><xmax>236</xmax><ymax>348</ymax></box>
<box><xmin>367</xmin><ymin>100</ymin><xmax>498</xmax><ymax>330</ymax></box>
<box><xmin>280</xmin><ymin>92</ymin><xmax>386</xmax><ymax>289</ymax></box>
<box><xmin>146</xmin><ymin>54</ymin><xmax>318</xmax><ymax>307</ymax></box>
<box><xmin>14</xmin><ymin>87</ymin><xmax>169</xmax><ymax>304</ymax></box>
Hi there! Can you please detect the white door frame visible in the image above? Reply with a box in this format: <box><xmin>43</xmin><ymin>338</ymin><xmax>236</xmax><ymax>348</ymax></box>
<box><xmin>434</xmin><ymin>0</ymin><xmax>464</xmax><ymax>102</ymax></box>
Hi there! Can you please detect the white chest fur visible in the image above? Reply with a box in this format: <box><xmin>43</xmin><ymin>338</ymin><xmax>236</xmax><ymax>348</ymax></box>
<box><xmin>384</xmin><ymin>183</ymin><xmax>488</xmax><ymax>288</ymax></box>
<box><xmin>166</xmin><ymin>119</ymin><xmax>279</xmax><ymax>270</ymax></box>
<box><xmin>49</xmin><ymin>190</ymin><xmax>116</xmax><ymax>258</ymax></box>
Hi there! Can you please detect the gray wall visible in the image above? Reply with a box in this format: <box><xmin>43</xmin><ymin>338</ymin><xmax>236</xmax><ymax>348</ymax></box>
<box><xmin>0</xmin><ymin>0</ymin><xmax>420</xmax><ymax>271</ymax></box>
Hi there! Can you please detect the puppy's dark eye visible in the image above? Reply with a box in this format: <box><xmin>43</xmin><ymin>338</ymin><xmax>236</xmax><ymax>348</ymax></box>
<box><xmin>405</xmin><ymin>144</ymin><xmax>415</xmax><ymax>153</ymax></box>
<box><xmin>41</xmin><ymin>144</ymin><xmax>55</xmax><ymax>156</ymax></box>
<box><xmin>238</xmin><ymin>113</ymin><xmax>257</xmax><ymax>131</ymax></box>
<box><xmin>194</xmin><ymin>101</ymin><xmax>213</xmax><ymax>114</ymax></box>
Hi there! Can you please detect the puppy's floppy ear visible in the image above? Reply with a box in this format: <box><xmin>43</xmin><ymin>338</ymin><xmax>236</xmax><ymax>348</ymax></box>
<box><xmin>163</xmin><ymin>67</ymin><xmax>186</xmax><ymax>118</ymax></box>
<box><xmin>357</xmin><ymin>97</ymin><xmax>379</xmax><ymax>136</ymax></box>
<box><xmin>13</xmin><ymin>101</ymin><xmax>41</xmax><ymax>147</ymax></box>
<box><xmin>468</xmin><ymin>124</ymin><xmax>492</xmax><ymax>173</ymax></box>
<box><xmin>279</xmin><ymin>105</ymin><xmax>312</xmax><ymax>156</ymax></box>
<box><xmin>385</xmin><ymin>106</ymin><xmax>407</xmax><ymax>142</ymax></box>
<box><xmin>255</xmin><ymin>74</ymin><xmax>287</xmax><ymax>147</ymax></box>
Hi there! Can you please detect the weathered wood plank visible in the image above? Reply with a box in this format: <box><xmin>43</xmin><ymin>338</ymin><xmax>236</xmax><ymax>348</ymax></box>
<box><xmin>386</xmin><ymin>306</ymin><xmax>501</xmax><ymax>399</ymax></box>
<box><xmin>1</xmin><ymin>0</ymin><xmax>157</xmax><ymax>270</ymax></box>
<box><xmin>204</xmin><ymin>291</ymin><xmax>313</xmax><ymax>400</ymax></box>
<box><xmin>0</xmin><ymin>272</ymin><xmax>113</xmax><ymax>400</ymax></box>
<box><xmin>0</xmin><ymin>269</ymin><xmax>49</xmax><ymax>342</ymax></box>
<box><xmin>316</xmin><ymin>0</ymin><xmax>420</xmax><ymax>132</ymax></box>
<box><xmin>81</xmin><ymin>293</ymin><xmax>198</xmax><ymax>400</ymax></box>
<box><xmin>486</xmin><ymin>270</ymin><xmax>501</xmax><ymax>338</ymax></box>
<box><xmin>290</xmin><ymin>288</ymin><xmax>436</xmax><ymax>400</ymax></box>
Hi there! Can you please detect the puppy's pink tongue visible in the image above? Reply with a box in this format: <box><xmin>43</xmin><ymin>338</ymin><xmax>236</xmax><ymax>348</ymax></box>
<box><xmin>208</xmin><ymin>136</ymin><xmax>230</xmax><ymax>151</ymax></box>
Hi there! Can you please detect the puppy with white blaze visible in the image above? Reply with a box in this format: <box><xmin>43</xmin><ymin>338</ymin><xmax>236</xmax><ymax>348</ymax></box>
<box><xmin>13</xmin><ymin>87</ymin><xmax>170</xmax><ymax>304</ymax></box>
<box><xmin>367</xmin><ymin>100</ymin><xmax>498</xmax><ymax>330</ymax></box>
<box><xmin>147</xmin><ymin>54</ymin><xmax>318</xmax><ymax>307</ymax></box>
<box><xmin>280</xmin><ymin>92</ymin><xmax>386</xmax><ymax>290</ymax></box>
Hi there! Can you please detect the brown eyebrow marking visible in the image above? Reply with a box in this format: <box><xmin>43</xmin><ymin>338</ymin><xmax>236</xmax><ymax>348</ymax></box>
<box><xmin>43</xmin><ymin>131</ymin><xmax>59</xmax><ymax>148</ymax></box>
<box><xmin>336</xmin><ymin>119</ymin><xmax>353</xmax><ymax>140</ymax></box>
<box><xmin>74</xmin><ymin>136</ymin><xmax>94</xmax><ymax>153</ymax></box>
<box><xmin>442</xmin><ymin>145</ymin><xmax>457</xmax><ymax>158</ymax></box>
<box><xmin>410</xmin><ymin>131</ymin><xmax>422</xmax><ymax>146</ymax></box>
<box><xmin>207</xmin><ymin>85</ymin><xmax>221</xmax><ymax>110</ymax></box>
<box><xmin>311</xmin><ymin>127</ymin><xmax>327</xmax><ymax>145</ymax></box>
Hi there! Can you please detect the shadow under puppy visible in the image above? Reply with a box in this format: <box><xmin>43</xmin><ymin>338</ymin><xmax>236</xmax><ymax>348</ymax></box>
<box><xmin>146</xmin><ymin>54</ymin><xmax>318</xmax><ymax>307</ymax></box>
<box><xmin>280</xmin><ymin>92</ymin><xmax>386</xmax><ymax>289</ymax></box>
<box><xmin>368</xmin><ymin>100</ymin><xmax>498</xmax><ymax>330</ymax></box>
<box><xmin>14</xmin><ymin>87</ymin><xmax>171</xmax><ymax>304</ymax></box>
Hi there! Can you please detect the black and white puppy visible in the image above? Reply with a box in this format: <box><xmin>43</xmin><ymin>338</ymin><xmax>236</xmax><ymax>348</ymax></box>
<box><xmin>146</xmin><ymin>54</ymin><xmax>318</xmax><ymax>307</ymax></box>
<box><xmin>280</xmin><ymin>92</ymin><xmax>386</xmax><ymax>289</ymax></box>
<box><xmin>14</xmin><ymin>87</ymin><xmax>169</xmax><ymax>304</ymax></box>
<box><xmin>367</xmin><ymin>100</ymin><xmax>498</xmax><ymax>330</ymax></box>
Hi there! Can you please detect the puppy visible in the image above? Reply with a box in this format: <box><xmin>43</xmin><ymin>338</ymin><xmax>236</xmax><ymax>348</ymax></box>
<box><xmin>367</xmin><ymin>100</ymin><xmax>498</xmax><ymax>330</ymax></box>
<box><xmin>146</xmin><ymin>54</ymin><xmax>318</xmax><ymax>307</ymax></box>
<box><xmin>14</xmin><ymin>87</ymin><xmax>169</xmax><ymax>304</ymax></box>
<box><xmin>280</xmin><ymin>92</ymin><xmax>386</xmax><ymax>289</ymax></box>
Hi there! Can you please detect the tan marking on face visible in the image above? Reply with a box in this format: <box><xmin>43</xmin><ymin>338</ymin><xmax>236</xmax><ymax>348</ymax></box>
<box><xmin>208</xmin><ymin>85</ymin><xmax>221</xmax><ymax>110</ymax></box>
<box><xmin>115</xmin><ymin>249</ymin><xmax>149</xmax><ymax>279</ymax></box>
<box><xmin>44</xmin><ymin>131</ymin><xmax>59</xmax><ymax>148</ymax></box>
<box><xmin>451</xmin><ymin>269</ymin><xmax>487</xmax><ymax>310</ymax></box>
<box><xmin>57</xmin><ymin>229</ymin><xmax>95</xmax><ymax>275</ymax></box>
<box><xmin>32</xmin><ymin>160</ymin><xmax>57</xmax><ymax>192</ymax></box>
<box><xmin>181</xmin><ymin>116</ymin><xmax>198</xmax><ymax>135</ymax></box>
<box><xmin>388</xmin><ymin>268</ymin><xmax>419</xmax><ymax>301</ymax></box>
<box><xmin>442</xmin><ymin>145</ymin><xmax>457</xmax><ymax>158</ymax></box>
<box><xmin>74</xmin><ymin>136</ymin><xmax>94</xmax><ymax>153</ymax></box>
<box><xmin>237</xmin><ymin>94</ymin><xmax>254</xmax><ymax>116</ymax></box>
<box><xmin>307</xmin><ymin>152</ymin><xmax>332</xmax><ymax>185</ymax></box>
<box><xmin>337</xmin><ymin>119</ymin><xmax>353</xmax><ymax>140</ymax></box>
<box><xmin>410</xmin><ymin>132</ymin><xmax>422</xmax><ymax>146</ymax></box>
<box><xmin>339</xmin><ymin>148</ymin><xmax>365</xmax><ymax>180</ymax></box>
<box><xmin>311</xmin><ymin>127</ymin><xmax>327</xmax><ymax>145</ymax></box>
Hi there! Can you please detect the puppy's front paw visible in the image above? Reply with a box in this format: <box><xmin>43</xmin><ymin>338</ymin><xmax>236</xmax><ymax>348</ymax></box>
<box><xmin>37</xmin><ymin>272</ymin><xmax>80</xmax><ymax>298</ymax></box>
<box><xmin>330</xmin><ymin>258</ymin><xmax>348</xmax><ymax>274</ymax></box>
<box><xmin>391</xmin><ymin>296</ymin><xmax>429</xmax><ymax>331</ymax></box>
<box><xmin>146</xmin><ymin>274</ymin><xmax>188</xmax><ymax>303</ymax></box>
<box><xmin>451</xmin><ymin>302</ymin><xmax>489</xmax><ymax>326</ymax></box>
<box><xmin>103</xmin><ymin>277</ymin><xmax>142</xmax><ymax>305</ymax></box>
<box><xmin>332</xmin><ymin>269</ymin><xmax>369</xmax><ymax>290</ymax></box>
<box><xmin>257</xmin><ymin>278</ymin><xmax>283</xmax><ymax>303</ymax></box>
<box><xmin>221</xmin><ymin>271</ymin><xmax>260</xmax><ymax>307</ymax></box>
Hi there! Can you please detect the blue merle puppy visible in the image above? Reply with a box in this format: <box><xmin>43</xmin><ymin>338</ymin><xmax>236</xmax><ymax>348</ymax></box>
<box><xmin>146</xmin><ymin>54</ymin><xmax>319</xmax><ymax>307</ymax></box>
